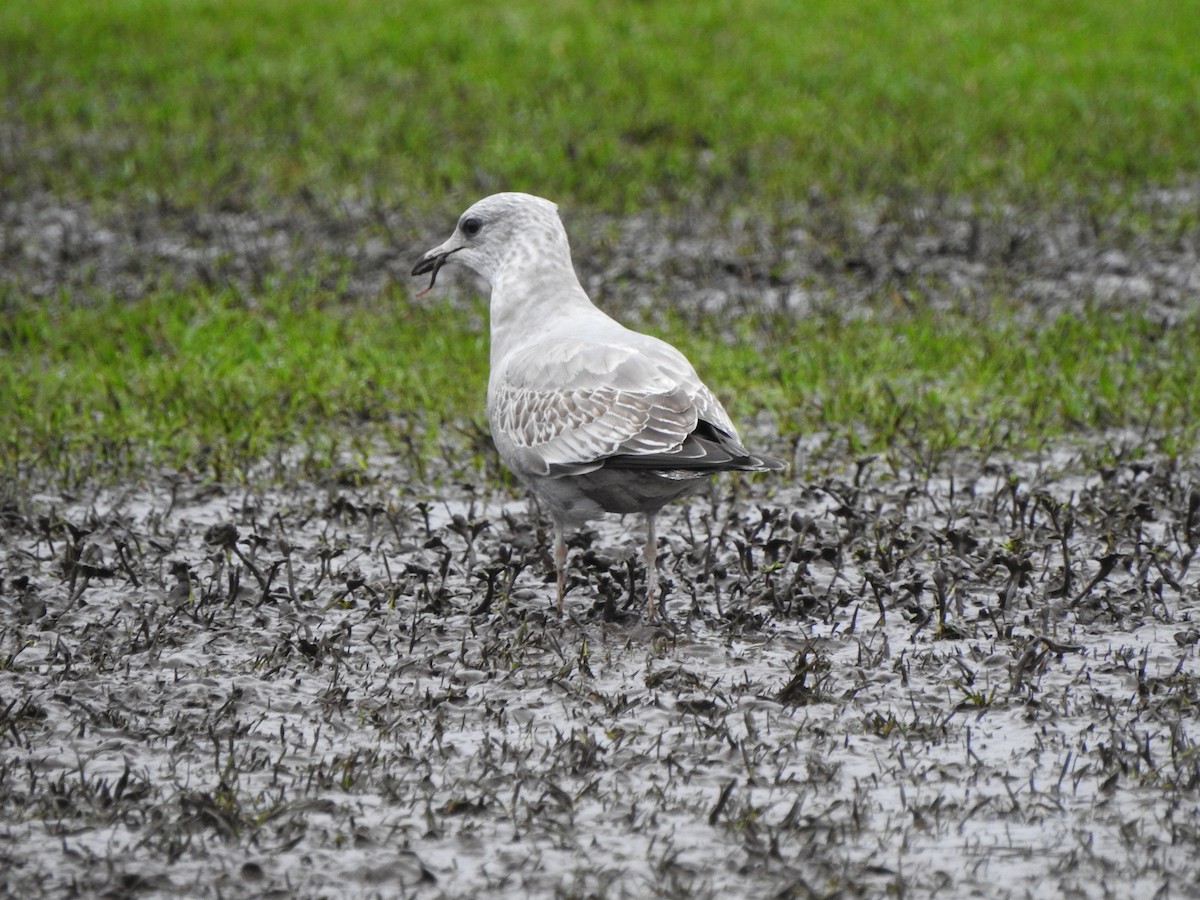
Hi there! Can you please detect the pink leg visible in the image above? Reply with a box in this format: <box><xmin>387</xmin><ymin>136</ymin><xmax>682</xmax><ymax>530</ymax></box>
<box><xmin>554</xmin><ymin>520</ymin><xmax>567</xmax><ymax>616</ymax></box>
<box><xmin>644</xmin><ymin>514</ymin><xmax>659</xmax><ymax>620</ymax></box>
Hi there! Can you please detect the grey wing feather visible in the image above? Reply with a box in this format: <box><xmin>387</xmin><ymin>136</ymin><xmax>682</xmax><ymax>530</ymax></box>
<box><xmin>489</xmin><ymin>336</ymin><xmax>738</xmax><ymax>477</ymax></box>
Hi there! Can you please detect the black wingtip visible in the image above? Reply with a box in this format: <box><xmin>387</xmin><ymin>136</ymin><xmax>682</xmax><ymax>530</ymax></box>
<box><xmin>750</xmin><ymin>453</ymin><xmax>787</xmax><ymax>472</ymax></box>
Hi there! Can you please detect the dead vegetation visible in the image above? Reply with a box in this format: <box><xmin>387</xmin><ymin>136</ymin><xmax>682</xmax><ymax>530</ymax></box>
<box><xmin>2</xmin><ymin>432</ymin><xmax>1198</xmax><ymax>898</ymax></box>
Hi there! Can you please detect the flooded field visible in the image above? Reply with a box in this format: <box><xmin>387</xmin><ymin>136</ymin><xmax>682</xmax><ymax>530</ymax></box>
<box><xmin>3</xmin><ymin>434</ymin><xmax>1198</xmax><ymax>898</ymax></box>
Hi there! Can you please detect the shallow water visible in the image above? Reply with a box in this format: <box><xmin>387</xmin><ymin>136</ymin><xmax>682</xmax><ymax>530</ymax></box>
<box><xmin>3</xmin><ymin>435</ymin><xmax>1198</xmax><ymax>898</ymax></box>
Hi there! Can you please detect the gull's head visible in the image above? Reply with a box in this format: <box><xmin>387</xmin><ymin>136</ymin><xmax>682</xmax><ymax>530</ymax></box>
<box><xmin>411</xmin><ymin>192</ymin><xmax>566</xmax><ymax>293</ymax></box>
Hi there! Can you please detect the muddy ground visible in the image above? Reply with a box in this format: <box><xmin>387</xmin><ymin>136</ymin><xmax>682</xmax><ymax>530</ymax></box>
<box><xmin>5</xmin><ymin>185</ymin><xmax>1199</xmax><ymax>321</ymax></box>
<box><xmin>2</xmin><ymin>191</ymin><xmax>1200</xmax><ymax>898</ymax></box>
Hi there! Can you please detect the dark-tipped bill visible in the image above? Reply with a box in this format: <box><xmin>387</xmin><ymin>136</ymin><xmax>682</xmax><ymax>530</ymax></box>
<box><xmin>411</xmin><ymin>249</ymin><xmax>456</xmax><ymax>297</ymax></box>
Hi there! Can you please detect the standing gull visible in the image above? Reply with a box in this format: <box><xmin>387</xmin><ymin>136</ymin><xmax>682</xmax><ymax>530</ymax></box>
<box><xmin>412</xmin><ymin>193</ymin><xmax>784</xmax><ymax>619</ymax></box>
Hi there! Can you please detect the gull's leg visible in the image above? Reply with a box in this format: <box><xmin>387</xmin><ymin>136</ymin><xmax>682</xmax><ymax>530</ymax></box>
<box><xmin>644</xmin><ymin>513</ymin><xmax>659</xmax><ymax>620</ymax></box>
<box><xmin>554</xmin><ymin>519</ymin><xmax>567</xmax><ymax>616</ymax></box>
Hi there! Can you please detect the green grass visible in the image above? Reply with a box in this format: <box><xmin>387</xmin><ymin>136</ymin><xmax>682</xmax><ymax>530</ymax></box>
<box><xmin>4</xmin><ymin>287</ymin><xmax>1197</xmax><ymax>484</ymax></box>
<box><xmin>0</xmin><ymin>285</ymin><xmax>490</xmax><ymax>482</ymax></box>
<box><xmin>2</xmin><ymin>0</ymin><xmax>1197</xmax><ymax>213</ymax></box>
<box><xmin>3</xmin><ymin>1</ymin><xmax>1199</xmax><ymax>482</ymax></box>
<box><xmin>704</xmin><ymin>308</ymin><xmax>1200</xmax><ymax>461</ymax></box>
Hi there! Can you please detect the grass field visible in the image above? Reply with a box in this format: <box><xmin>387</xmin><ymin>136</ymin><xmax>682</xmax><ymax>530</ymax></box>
<box><xmin>4</xmin><ymin>287</ymin><xmax>1200</xmax><ymax>484</ymax></box>
<box><xmin>2</xmin><ymin>0</ymin><xmax>1198</xmax><ymax>212</ymax></box>
<box><xmin>3</xmin><ymin>0</ymin><xmax>1200</xmax><ymax>478</ymax></box>
<box><xmin>4</xmin><ymin>4</ymin><xmax>1200</xmax><ymax>899</ymax></box>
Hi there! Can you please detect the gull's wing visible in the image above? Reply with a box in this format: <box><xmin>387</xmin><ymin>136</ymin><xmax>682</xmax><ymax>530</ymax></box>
<box><xmin>488</xmin><ymin>335</ymin><xmax>742</xmax><ymax>478</ymax></box>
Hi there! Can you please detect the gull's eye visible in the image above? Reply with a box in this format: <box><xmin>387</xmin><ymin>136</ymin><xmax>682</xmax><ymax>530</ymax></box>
<box><xmin>461</xmin><ymin>216</ymin><xmax>483</xmax><ymax>237</ymax></box>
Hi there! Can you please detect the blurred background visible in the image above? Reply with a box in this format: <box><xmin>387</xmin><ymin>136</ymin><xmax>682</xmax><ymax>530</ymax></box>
<box><xmin>3</xmin><ymin>0</ymin><xmax>1199</xmax><ymax>477</ymax></box>
<box><xmin>4</xmin><ymin>1</ymin><xmax>1197</xmax><ymax>213</ymax></box>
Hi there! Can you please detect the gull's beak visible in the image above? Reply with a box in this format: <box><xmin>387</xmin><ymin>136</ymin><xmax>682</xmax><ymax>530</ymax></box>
<box><xmin>411</xmin><ymin>245</ymin><xmax>459</xmax><ymax>296</ymax></box>
<box><xmin>411</xmin><ymin>248</ymin><xmax>447</xmax><ymax>278</ymax></box>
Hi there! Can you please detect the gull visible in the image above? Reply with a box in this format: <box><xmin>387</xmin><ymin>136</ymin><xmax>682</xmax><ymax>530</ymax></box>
<box><xmin>412</xmin><ymin>192</ymin><xmax>784</xmax><ymax>620</ymax></box>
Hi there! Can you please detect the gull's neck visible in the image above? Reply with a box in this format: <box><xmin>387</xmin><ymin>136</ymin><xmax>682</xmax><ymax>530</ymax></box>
<box><xmin>487</xmin><ymin>225</ymin><xmax>608</xmax><ymax>366</ymax></box>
